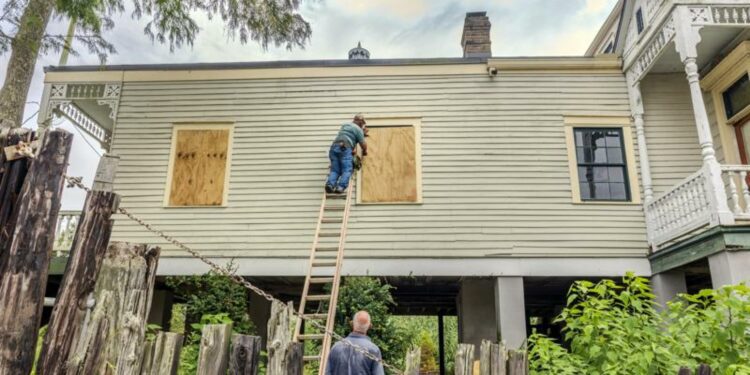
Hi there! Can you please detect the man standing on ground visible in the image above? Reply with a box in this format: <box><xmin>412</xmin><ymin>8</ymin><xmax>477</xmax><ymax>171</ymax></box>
<box><xmin>326</xmin><ymin>310</ymin><xmax>385</xmax><ymax>375</ymax></box>
<box><xmin>326</xmin><ymin>114</ymin><xmax>368</xmax><ymax>194</ymax></box>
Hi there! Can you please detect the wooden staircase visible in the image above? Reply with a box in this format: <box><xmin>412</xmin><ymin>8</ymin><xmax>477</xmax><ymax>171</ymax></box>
<box><xmin>293</xmin><ymin>182</ymin><xmax>354</xmax><ymax>374</ymax></box>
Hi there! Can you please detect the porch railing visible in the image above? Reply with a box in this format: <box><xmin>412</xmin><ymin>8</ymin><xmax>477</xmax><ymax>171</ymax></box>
<box><xmin>646</xmin><ymin>164</ymin><xmax>750</xmax><ymax>250</ymax></box>
<box><xmin>54</xmin><ymin>210</ymin><xmax>81</xmax><ymax>256</ymax></box>
<box><xmin>721</xmin><ymin>165</ymin><xmax>750</xmax><ymax>220</ymax></box>
<box><xmin>646</xmin><ymin>166</ymin><xmax>713</xmax><ymax>248</ymax></box>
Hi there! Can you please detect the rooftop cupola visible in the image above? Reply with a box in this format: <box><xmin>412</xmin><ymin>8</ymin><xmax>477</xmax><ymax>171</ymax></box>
<box><xmin>348</xmin><ymin>42</ymin><xmax>370</xmax><ymax>60</ymax></box>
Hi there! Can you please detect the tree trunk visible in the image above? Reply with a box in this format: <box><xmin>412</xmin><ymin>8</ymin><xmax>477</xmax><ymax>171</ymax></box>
<box><xmin>229</xmin><ymin>334</ymin><xmax>261</xmax><ymax>375</ymax></box>
<box><xmin>67</xmin><ymin>242</ymin><xmax>160</xmax><ymax>375</ymax></box>
<box><xmin>0</xmin><ymin>129</ymin><xmax>33</xmax><ymax>271</ymax></box>
<box><xmin>37</xmin><ymin>187</ymin><xmax>119</xmax><ymax>374</ymax></box>
<box><xmin>197</xmin><ymin>324</ymin><xmax>232</xmax><ymax>375</ymax></box>
<box><xmin>0</xmin><ymin>129</ymin><xmax>73</xmax><ymax>375</ymax></box>
<box><xmin>0</xmin><ymin>0</ymin><xmax>57</xmax><ymax>129</ymax></box>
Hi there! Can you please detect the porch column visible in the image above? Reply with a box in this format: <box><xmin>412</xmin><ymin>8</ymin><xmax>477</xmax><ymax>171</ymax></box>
<box><xmin>626</xmin><ymin>77</ymin><xmax>654</xmax><ymax>203</ymax></box>
<box><xmin>494</xmin><ymin>277</ymin><xmax>526</xmax><ymax>350</ymax></box>
<box><xmin>708</xmin><ymin>250</ymin><xmax>750</xmax><ymax>287</ymax></box>
<box><xmin>651</xmin><ymin>270</ymin><xmax>687</xmax><ymax>310</ymax></box>
<box><xmin>673</xmin><ymin>6</ymin><xmax>734</xmax><ymax>225</ymax></box>
<box><xmin>457</xmin><ymin>279</ymin><xmax>497</xmax><ymax>348</ymax></box>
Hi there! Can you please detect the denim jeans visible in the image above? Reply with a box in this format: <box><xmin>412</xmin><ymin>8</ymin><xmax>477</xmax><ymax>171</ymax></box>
<box><xmin>326</xmin><ymin>143</ymin><xmax>353</xmax><ymax>190</ymax></box>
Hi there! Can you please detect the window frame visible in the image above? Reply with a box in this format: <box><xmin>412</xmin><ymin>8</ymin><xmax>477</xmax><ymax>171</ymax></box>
<box><xmin>355</xmin><ymin>117</ymin><xmax>423</xmax><ymax>205</ymax></box>
<box><xmin>163</xmin><ymin>122</ymin><xmax>235</xmax><ymax>208</ymax></box>
<box><xmin>563</xmin><ymin>116</ymin><xmax>641</xmax><ymax>204</ymax></box>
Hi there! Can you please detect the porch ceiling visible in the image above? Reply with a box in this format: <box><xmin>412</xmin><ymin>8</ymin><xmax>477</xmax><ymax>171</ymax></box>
<box><xmin>650</xmin><ymin>27</ymin><xmax>745</xmax><ymax>74</ymax></box>
<box><xmin>72</xmin><ymin>99</ymin><xmax>114</xmax><ymax>132</ymax></box>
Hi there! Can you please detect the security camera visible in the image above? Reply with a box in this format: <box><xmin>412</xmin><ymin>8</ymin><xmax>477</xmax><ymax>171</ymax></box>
<box><xmin>488</xmin><ymin>67</ymin><xmax>498</xmax><ymax>76</ymax></box>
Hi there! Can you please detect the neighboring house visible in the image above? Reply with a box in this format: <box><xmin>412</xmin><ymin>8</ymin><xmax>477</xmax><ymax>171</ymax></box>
<box><xmin>44</xmin><ymin>1</ymin><xmax>750</xmax><ymax>351</ymax></box>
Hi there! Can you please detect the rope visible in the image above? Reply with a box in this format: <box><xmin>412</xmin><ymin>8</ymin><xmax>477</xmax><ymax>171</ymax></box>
<box><xmin>64</xmin><ymin>175</ymin><xmax>403</xmax><ymax>374</ymax></box>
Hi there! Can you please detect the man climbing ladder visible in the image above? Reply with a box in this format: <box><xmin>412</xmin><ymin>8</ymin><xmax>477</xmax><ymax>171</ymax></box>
<box><xmin>325</xmin><ymin>114</ymin><xmax>368</xmax><ymax>194</ymax></box>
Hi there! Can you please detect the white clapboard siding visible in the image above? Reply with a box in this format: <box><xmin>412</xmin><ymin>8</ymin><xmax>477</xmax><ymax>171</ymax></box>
<box><xmin>641</xmin><ymin>73</ymin><xmax>705</xmax><ymax>195</ymax></box>
<box><xmin>109</xmin><ymin>68</ymin><xmax>647</xmax><ymax>260</ymax></box>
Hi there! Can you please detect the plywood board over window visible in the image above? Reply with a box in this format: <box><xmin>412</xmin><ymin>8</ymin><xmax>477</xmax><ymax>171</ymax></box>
<box><xmin>358</xmin><ymin>118</ymin><xmax>422</xmax><ymax>204</ymax></box>
<box><xmin>165</xmin><ymin>124</ymin><xmax>233</xmax><ymax>207</ymax></box>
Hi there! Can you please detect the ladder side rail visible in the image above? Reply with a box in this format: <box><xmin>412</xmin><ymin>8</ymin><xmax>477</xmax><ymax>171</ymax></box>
<box><xmin>293</xmin><ymin>191</ymin><xmax>328</xmax><ymax>342</ymax></box>
<box><xmin>318</xmin><ymin>180</ymin><xmax>355</xmax><ymax>375</ymax></box>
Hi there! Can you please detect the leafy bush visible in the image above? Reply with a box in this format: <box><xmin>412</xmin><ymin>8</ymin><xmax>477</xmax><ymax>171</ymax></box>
<box><xmin>166</xmin><ymin>262</ymin><xmax>255</xmax><ymax>336</ymax></box>
<box><xmin>528</xmin><ymin>273</ymin><xmax>750</xmax><ymax>375</ymax></box>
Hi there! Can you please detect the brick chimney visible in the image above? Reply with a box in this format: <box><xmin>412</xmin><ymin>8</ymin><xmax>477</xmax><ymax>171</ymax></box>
<box><xmin>461</xmin><ymin>12</ymin><xmax>491</xmax><ymax>58</ymax></box>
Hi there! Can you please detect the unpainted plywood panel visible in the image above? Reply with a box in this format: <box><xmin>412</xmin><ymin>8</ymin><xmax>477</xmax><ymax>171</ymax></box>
<box><xmin>169</xmin><ymin>128</ymin><xmax>230</xmax><ymax>206</ymax></box>
<box><xmin>361</xmin><ymin>126</ymin><xmax>418</xmax><ymax>203</ymax></box>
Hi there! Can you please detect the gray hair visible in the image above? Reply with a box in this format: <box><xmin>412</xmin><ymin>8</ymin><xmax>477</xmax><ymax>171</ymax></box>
<box><xmin>352</xmin><ymin>310</ymin><xmax>371</xmax><ymax>333</ymax></box>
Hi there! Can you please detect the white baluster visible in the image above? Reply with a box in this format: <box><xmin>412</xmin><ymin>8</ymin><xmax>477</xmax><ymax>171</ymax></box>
<box><xmin>741</xmin><ymin>171</ymin><xmax>750</xmax><ymax>214</ymax></box>
<box><xmin>728</xmin><ymin>171</ymin><xmax>741</xmax><ymax>214</ymax></box>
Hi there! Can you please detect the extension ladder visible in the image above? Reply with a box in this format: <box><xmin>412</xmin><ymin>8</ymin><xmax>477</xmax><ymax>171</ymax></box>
<box><xmin>293</xmin><ymin>181</ymin><xmax>354</xmax><ymax>374</ymax></box>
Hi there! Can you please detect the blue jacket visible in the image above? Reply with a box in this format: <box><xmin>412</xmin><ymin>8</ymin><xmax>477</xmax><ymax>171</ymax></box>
<box><xmin>325</xmin><ymin>333</ymin><xmax>385</xmax><ymax>375</ymax></box>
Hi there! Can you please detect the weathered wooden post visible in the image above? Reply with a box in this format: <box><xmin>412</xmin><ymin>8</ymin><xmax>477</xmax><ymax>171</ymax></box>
<box><xmin>67</xmin><ymin>242</ymin><xmax>160</xmax><ymax>374</ymax></box>
<box><xmin>267</xmin><ymin>300</ymin><xmax>297</xmax><ymax>375</ymax></box>
<box><xmin>283</xmin><ymin>342</ymin><xmax>303</xmax><ymax>375</ymax></box>
<box><xmin>229</xmin><ymin>334</ymin><xmax>262</xmax><ymax>375</ymax></box>
<box><xmin>197</xmin><ymin>323</ymin><xmax>232</xmax><ymax>375</ymax></box>
<box><xmin>0</xmin><ymin>129</ymin><xmax>33</xmax><ymax>272</ymax></box>
<box><xmin>506</xmin><ymin>350</ymin><xmax>527</xmax><ymax>375</ymax></box>
<box><xmin>479</xmin><ymin>340</ymin><xmax>506</xmax><ymax>375</ymax></box>
<box><xmin>454</xmin><ymin>343</ymin><xmax>475</xmax><ymax>375</ymax></box>
<box><xmin>0</xmin><ymin>129</ymin><xmax>72</xmax><ymax>375</ymax></box>
<box><xmin>404</xmin><ymin>346</ymin><xmax>421</xmax><ymax>375</ymax></box>
<box><xmin>141</xmin><ymin>332</ymin><xmax>183</xmax><ymax>375</ymax></box>
<box><xmin>38</xmin><ymin>155</ymin><xmax>120</xmax><ymax>374</ymax></box>
<box><xmin>696</xmin><ymin>364</ymin><xmax>712</xmax><ymax>375</ymax></box>
<box><xmin>678</xmin><ymin>367</ymin><xmax>693</xmax><ymax>375</ymax></box>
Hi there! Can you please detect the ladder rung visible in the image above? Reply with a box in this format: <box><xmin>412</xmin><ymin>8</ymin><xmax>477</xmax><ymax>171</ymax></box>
<box><xmin>326</xmin><ymin>194</ymin><xmax>346</xmax><ymax>199</ymax></box>
<box><xmin>312</xmin><ymin>261</ymin><xmax>336</xmax><ymax>267</ymax></box>
<box><xmin>324</xmin><ymin>206</ymin><xmax>345</xmax><ymax>211</ymax></box>
<box><xmin>298</xmin><ymin>334</ymin><xmax>325</xmax><ymax>340</ymax></box>
<box><xmin>318</xmin><ymin>232</ymin><xmax>340</xmax><ymax>237</ymax></box>
<box><xmin>306</xmin><ymin>294</ymin><xmax>331</xmax><ymax>301</ymax></box>
<box><xmin>310</xmin><ymin>277</ymin><xmax>334</xmax><ymax>284</ymax></box>
<box><xmin>316</xmin><ymin>246</ymin><xmax>338</xmax><ymax>252</ymax></box>
<box><xmin>303</xmin><ymin>313</ymin><xmax>328</xmax><ymax>320</ymax></box>
<box><xmin>303</xmin><ymin>355</ymin><xmax>321</xmax><ymax>362</ymax></box>
<box><xmin>321</xmin><ymin>218</ymin><xmax>343</xmax><ymax>224</ymax></box>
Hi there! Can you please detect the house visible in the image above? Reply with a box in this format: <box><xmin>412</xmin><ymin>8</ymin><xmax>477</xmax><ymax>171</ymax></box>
<box><xmin>44</xmin><ymin>1</ymin><xmax>750</xmax><ymax>354</ymax></box>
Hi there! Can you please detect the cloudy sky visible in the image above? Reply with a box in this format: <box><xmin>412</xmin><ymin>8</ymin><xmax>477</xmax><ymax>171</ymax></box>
<box><xmin>0</xmin><ymin>0</ymin><xmax>618</xmax><ymax>208</ymax></box>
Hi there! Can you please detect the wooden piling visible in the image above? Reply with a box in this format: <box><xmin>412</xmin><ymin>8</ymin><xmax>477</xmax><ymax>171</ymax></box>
<box><xmin>0</xmin><ymin>130</ymin><xmax>72</xmax><ymax>375</ymax></box>
<box><xmin>0</xmin><ymin>129</ymin><xmax>32</xmax><ymax>272</ymax></box>
<box><xmin>229</xmin><ymin>334</ymin><xmax>262</xmax><ymax>375</ymax></box>
<box><xmin>67</xmin><ymin>242</ymin><xmax>160</xmax><ymax>374</ymax></box>
<box><xmin>283</xmin><ymin>342</ymin><xmax>303</xmax><ymax>375</ymax></box>
<box><xmin>142</xmin><ymin>332</ymin><xmax>183</xmax><ymax>375</ymax></box>
<box><xmin>696</xmin><ymin>364</ymin><xmax>712</xmax><ymax>375</ymax></box>
<box><xmin>267</xmin><ymin>300</ymin><xmax>296</xmax><ymax>375</ymax></box>
<box><xmin>507</xmin><ymin>350</ymin><xmax>527</xmax><ymax>375</ymax></box>
<box><xmin>404</xmin><ymin>346</ymin><xmax>421</xmax><ymax>375</ymax></box>
<box><xmin>454</xmin><ymin>343</ymin><xmax>475</xmax><ymax>375</ymax></box>
<box><xmin>197</xmin><ymin>323</ymin><xmax>232</xmax><ymax>375</ymax></box>
<box><xmin>479</xmin><ymin>340</ymin><xmax>505</xmax><ymax>375</ymax></box>
<box><xmin>38</xmin><ymin>155</ymin><xmax>120</xmax><ymax>374</ymax></box>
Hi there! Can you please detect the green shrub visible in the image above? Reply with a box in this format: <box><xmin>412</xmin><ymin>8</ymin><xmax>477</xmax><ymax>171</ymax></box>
<box><xmin>528</xmin><ymin>273</ymin><xmax>750</xmax><ymax>375</ymax></box>
<box><xmin>166</xmin><ymin>262</ymin><xmax>255</xmax><ymax>336</ymax></box>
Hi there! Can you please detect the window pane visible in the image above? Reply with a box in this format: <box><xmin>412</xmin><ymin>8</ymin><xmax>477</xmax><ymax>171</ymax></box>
<box><xmin>593</xmin><ymin>131</ymin><xmax>607</xmax><ymax>147</ymax></box>
<box><xmin>593</xmin><ymin>147</ymin><xmax>608</xmax><ymax>163</ymax></box>
<box><xmin>593</xmin><ymin>167</ymin><xmax>609</xmax><ymax>182</ymax></box>
<box><xmin>610</xmin><ymin>183</ymin><xmax>627</xmax><ymax>200</ymax></box>
<box><xmin>578</xmin><ymin>166</ymin><xmax>592</xmax><ymax>182</ymax></box>
<box><xmin>594</xmin><ymin>183</ymin><xmax>611</xmax><ymax>200</ymax></box>
<box><xmin>576</xmin><ymin>147</ymin><xmax>586</xmax><ymax>162</ymax></box>
<box><xmin>607</xmin><ymin>147</ymin><xmax>623</xmax><ymax>163</ymax></box>
<box><xmin>579</xmin><ymin>183</ymin><xmax>592</xmax><ymax>200</ymax></box>
<box><xmin>605</xmin><ymin>132</ymin><xmax>622</xmax><ymax>147</ymax></box>
<box><xmin>608</xmin><ymin>167</ymin><xmax>624</xmax><ymax>182</ymax></box>
<box><xmin>575</xmin><ymin>131</ymin><xmax>583</xmax><ymax>146</ymax></box>
<box><xmin>723</xmin><ymin>74</ymin><xmax>750</xmax><ymax>118</ymax></box>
